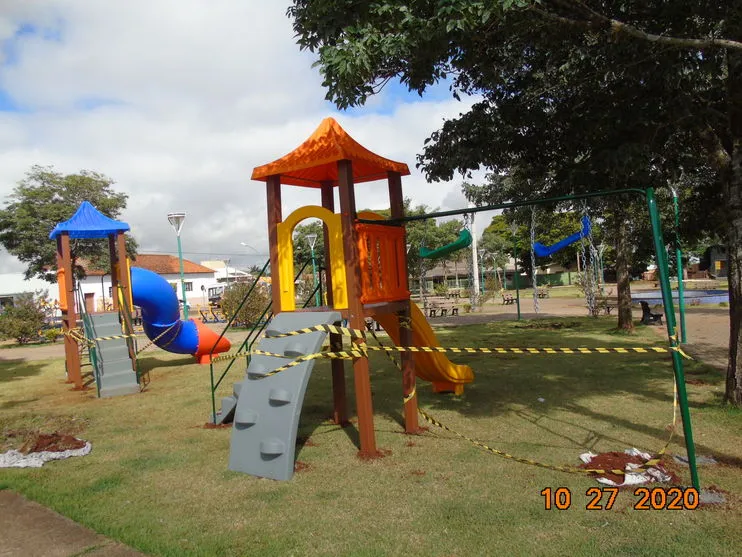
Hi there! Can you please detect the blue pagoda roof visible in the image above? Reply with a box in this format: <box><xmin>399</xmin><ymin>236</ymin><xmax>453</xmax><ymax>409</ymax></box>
<box><xmin>49</xmin><ymin>201</ymin><xmax>130</xmax><ymax>240</ymax></box>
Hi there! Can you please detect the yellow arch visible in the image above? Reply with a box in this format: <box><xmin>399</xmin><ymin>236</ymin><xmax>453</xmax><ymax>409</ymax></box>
<box><xmin>276</xmin><ymin>205</ymin><xmax>348</xmax><ymax>311</ymax></box>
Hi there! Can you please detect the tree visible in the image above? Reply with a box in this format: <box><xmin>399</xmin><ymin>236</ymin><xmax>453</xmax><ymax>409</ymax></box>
<box><xmin>0</xmin><ymin>292</ymin><xmax>47</xmax><ymax>344</ymax></box>
<box><xmin>288</xmin><ymin>0</ymin><xmax>742</xmax><ymax>404</ymax></box>
<box><xmin>220</xmin><ymin>281</ymin><xmax>271</xmax><ymax>327</ymax></box>
<box><xmin>0</xmin><ymin>166</ymin><xmax>137</xmax><ymax>283</ymax></box>
<box><xmin>292</xmin><ymin>220</ymin><xmax>326</xmax><ymax>271</ymax></box>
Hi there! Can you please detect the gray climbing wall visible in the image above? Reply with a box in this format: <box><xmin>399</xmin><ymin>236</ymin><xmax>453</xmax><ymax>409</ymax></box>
<box><xmin>228</xmin><ymin>311</ymin><xmax>341</xmax><ymax>481</ymax></box>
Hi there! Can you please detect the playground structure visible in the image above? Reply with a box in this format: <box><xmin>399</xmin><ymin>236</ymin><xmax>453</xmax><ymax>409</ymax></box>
<box><xmin>218</xmin><ymin>117</ymin><xmax>474</xmax><ymax>479</ymax></box>
<box><xmin>210</xmin><ymin>118</ymin><xmax>699</xmax><ymax>489</ymax></box>
<box><xmin>51</xmin><ymin>202</ymin><xmax>231</xmax><ymax>397</ymax></box>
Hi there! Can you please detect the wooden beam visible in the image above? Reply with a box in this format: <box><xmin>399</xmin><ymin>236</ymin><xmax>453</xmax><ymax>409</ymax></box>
<box><xmin>266</xmin><ymin>175</ymin><xmax>283</xmax><ymax>313</ymax></box>
<box><xmin>338</xmin><ymin>160</ymin><xmax>378</xmax><ymax>456</ymax></box>
<box><xmin>59</xmin><ymin>233</ymin><xmax>82</xmax><ymax>390</ymax></box>
<box><xmin>388</xmin><ymin>171</ymin><xmax>419</xmax><ymax>433</ymax></box>
<box><xmin>116</xmin><ymin>232</ymin><xmax>137</xmax><ymax>367</ymax></box>
<box><xmin>322</xmin><ymin>181</ymin><xmax>348</xmax><ymax>426</ymax></box>
<box><xmin>108</xmin><ymin>235</ymin><xmax>119</xmax><ymax>312</ymax></box>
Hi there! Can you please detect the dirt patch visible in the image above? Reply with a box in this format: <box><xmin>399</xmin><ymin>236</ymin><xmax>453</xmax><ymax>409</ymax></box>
<box><xmin>410</xmin><ymin>469</ymin><xmax>426</xmax><ymax>476</ymax></box>
<box><xmin>405</xmin><ymin>441</ymin><xmax>417</xmax><ymax>447</ymax></box>
<box><xmin>19</xmin><ymin>432</ymin><xmax>86</xmax><ymax>454</ymax></box>
<box><xmin>294</xmin><ymin>461</ymin><xmax>311</xmax><ymax>473</ymax></box>
<box><xmin>580</xmin><ymin>451</ymin><xmax>653</xmax><ymax>485</ymax></box>
<box><xmin>202</xmin><ymin>422</ymin><xmax>231</xmax><ymax>429</ymax></box>
<box><xmin>357</xmin><ymin>448</ymin><xmax>392</xmax><ymax>461</ymax></box>
<box><xmin>685</xmin><ymin>379</ymin><xmax>708</xmax><ymax>385</ymax></box>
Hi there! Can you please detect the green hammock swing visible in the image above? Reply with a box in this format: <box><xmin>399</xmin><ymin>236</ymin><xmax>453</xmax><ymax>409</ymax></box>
<box><xmin>419</xmin><ymin>229</ymin><xmax>473</xmax><ymax>260</ymax></box>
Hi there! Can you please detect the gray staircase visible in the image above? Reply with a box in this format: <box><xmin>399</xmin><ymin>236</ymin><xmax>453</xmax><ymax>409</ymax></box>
<box><xmin>228</xmin><ymin>311</ymin><xmax>341</xmax><ymax>481</ymax></box>
<box><xmin>89</xmin><ymin>312</ymin><xmax>139</xmax><ymax>398</ymax></box>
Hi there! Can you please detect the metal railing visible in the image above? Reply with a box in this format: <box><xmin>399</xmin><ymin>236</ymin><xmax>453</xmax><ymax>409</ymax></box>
<box><xmin>74</xmin><ymin>285</ymin><xmax>101</xmax><ymax>397</ymax></box>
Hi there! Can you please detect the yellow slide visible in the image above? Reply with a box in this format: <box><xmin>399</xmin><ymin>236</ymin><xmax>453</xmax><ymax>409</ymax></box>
<box><xmin>373</xmin><ymin>303</ymin><xmax>474</xmax><ymax>394</ymax></box>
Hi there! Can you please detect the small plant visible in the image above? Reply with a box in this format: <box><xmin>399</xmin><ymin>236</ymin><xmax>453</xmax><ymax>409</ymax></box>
<box><xmin>433</xmin><ymin>283</ymin><xmax>448</xmax><ymax>296</ymax></box>
<box><xmin>719</xmin><ymin>301</ymin><xmax>729</xmax><ymax>308</ymax></box>
<box><xmin>42</xmin><ymin>328</ymin><xmax>62</xmax><ymax>343</ymax></box>
<box><xmin>463</xmin><ymin>303</ymin><xmax>472</xmax><ymax>313</ymax></box>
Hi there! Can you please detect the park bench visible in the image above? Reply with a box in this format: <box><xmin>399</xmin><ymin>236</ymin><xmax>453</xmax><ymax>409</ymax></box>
<box><xmin>501</xmin><ymin>293</ymin><xmax>515</xmax><ymax>305</ymax></box>
<box><xmin>640</xmin><ymin>301</ymin><xmax>664</xmax><ymax>325</ymax></box>
<box><xmin>424</xmin><ymin>297</ymin><xmax>460</xmax><ymax>317</ymax></box>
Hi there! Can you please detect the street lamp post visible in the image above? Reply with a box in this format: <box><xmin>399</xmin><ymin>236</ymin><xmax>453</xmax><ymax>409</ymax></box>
<box><xmin>306</xmin><ymin>233</ymin><xmax>320</xmax><ymax>307</ymax></box>
<box><xmin>510</xmin><ymin>222</ymin><xmax>521</xmax><ymax>320</ymax></box>
<box><xmin>670</xmin><ymin>187</ymin><xmax>687</xmax><ymax>343</ymax></box>
<box><xmin>167</xmin><ymin>212</ymin><xmax>189</xmax><ymax>320</ymax></box>
<box><xmin>223</xmin><ymin>258</ymin><xmax>231</xmax><ymax>285</ymax></box>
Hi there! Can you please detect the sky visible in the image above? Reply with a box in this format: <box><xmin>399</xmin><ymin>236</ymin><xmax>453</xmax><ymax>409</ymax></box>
<box><xmin>0</xmin><ymin>0</ymin><xmax>490</xmax><ymax>273</ymax></box>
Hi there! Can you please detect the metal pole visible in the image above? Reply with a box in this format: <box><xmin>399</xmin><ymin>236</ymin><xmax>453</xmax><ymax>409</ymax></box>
<box><xmin>671</xmin><ymin>188</ymin><xmax>687</xmax><ymax>343</ymax></box>
<box><xmin>513</xmin><ymin>237</ymin><xmax>521</xmax><ymax>320</ymax></box>
<box><xmin>310</xmin><ymin>245</ymin><xmax>320</xmax><ymax>306</ymax></box>
<box><xmin>176</xmin><ymin>234</ymin><xmax>188</xmax><ymax>320</ymax></box>
<box><xmin>646</xmin><ymin>188</ymin><xmax>699</xmax><ymax>490</ymax></box>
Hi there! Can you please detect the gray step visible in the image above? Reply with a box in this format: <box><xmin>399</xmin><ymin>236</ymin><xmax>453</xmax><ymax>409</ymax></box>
<box><xmin>210</xmin><ymin>381</ymin><xmax>244</xmax><ymax>425</ymax></box>
<box><xmin>228</xmin><ymin>311</ymin><xmax>341</xmax><ymax>481</ymax></box>
<box><xmin>91</xmin><ymin>322</ymin><xmax>124</xmax><ymax>337</ymax></box>
<box><xmin>212</xmin><ymin>396</ymin><xmax>238</xmax><ymax>425</ymax></box>
<box><xmin>95</xmin><ymin>342</ymin><xmax>131</xmax><ymax>363</ymax></box>
<box><xmin>100</xmin><ymin>383</ymin><xmax>140</xmax><ymax>398</ymax></box>
<box><xmin>90</xmin><ymin>312</ymin><xmax>120</xmax><ymax>326</ymax></box>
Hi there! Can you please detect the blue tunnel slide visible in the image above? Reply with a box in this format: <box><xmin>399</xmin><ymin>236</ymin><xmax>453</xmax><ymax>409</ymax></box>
<box><xmin>130</xmin><ymin>267</ymin><xmax>230</xmax><ymax>362</ymax></box>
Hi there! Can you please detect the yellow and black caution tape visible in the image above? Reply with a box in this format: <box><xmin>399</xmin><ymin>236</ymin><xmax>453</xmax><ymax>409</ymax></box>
<box><xmin>364</xmin><ymin>322</ymin><xmax>678</xmax><ymax>479</ymax></box>
<box><xmin>266</xmin><ymin>324</ymin><xmax>367</xmax><ymax>340</ymax></box>
<box><xmin>416</xmin><ymin>407</ymin><xmax>669</xmax><ymax>477</ymax></box>
<box><xmin>256</xmin><ymin>323</ymin><xmax>689</xmax><ymax>358</ymax></box>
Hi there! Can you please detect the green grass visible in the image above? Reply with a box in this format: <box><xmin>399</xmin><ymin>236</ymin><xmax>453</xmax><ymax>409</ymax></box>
<box><xmin>1</xmin><ymin>317</ymin><xmax>741</xmax><ymax>556</ymax></box>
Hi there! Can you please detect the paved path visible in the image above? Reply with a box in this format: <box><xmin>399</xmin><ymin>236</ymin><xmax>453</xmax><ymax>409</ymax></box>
<box><xmin>0</xmin><ymin>491</ymin><xmax>145</xmax><ymax>557</ymax></box>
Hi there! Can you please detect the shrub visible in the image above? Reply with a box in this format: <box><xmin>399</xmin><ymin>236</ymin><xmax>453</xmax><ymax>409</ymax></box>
<box><xmin>719</xmin><ymin>301</ymin><xmax>729</xmax><ymax>308</ymax></box>
<box><xmin>433</xmin><ymin>283</ymin><xmax>448</xmax><ymax>296</ymax></box>
<box><xmin>42</xmin><ymin>328</ymin><xmax>63</xmax><ymax>342</ymax></box>
<box><xmin>0</xmin><ymin>292</ymin><xmax>47</xmax><ymax>344</ymax></box>
<box><xmin>463</xmin><ymin>303</ymin><xmax>472</xmax><ymax>313</ymax></box>
<box><xmin>220</xmin><ymin>282</ymin><xmax>271</xmax><ymax>326</ymax></box>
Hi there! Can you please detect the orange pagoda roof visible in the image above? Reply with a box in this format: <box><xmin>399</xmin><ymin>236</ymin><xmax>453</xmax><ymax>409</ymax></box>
<box><xmin>251</xmin><ymin>117</ymin><xmax>410</xmax><ymax>187</ymax></box>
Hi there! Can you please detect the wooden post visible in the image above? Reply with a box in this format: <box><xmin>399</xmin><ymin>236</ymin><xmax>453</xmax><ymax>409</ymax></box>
<box><xmin>389</xmin><ymin>171</ymin><xmax>419</xmax><ymax>433</ymax></box>
<box><xmin>322</xmin><ymin>181</ymin><xmax>348</xmax><ymax>425</ymax></box>
<box><xmin>108</xmin><ymin>235</ymin><xmax>119</xmax><ymax>312</ymax></box>
<box><xmin>58</xmin><ymin>233</ymin><xmax>82</xmax><ymax>389</ymax></box>
<box><xmin>338</xmin><ymin>160</ymin><xmax>378</xmax><ymax>456</ymax></box>
<box><xmin>266</xmin><ymin>175</ymin><xmax>283</xmax><ymax>313</ymax></box>
<box><xmin>116</xmin><ymin>232</ymin><xmax>132</xmax><ymax>308</ymax></box>
<box><xmin>115</xmin><ymin>232</ymin><xmax>137</xmax><ymax>367</ymax></box>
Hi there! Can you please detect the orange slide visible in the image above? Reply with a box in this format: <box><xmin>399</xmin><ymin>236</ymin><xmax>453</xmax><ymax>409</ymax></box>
<box><xmin>372</xmin><ymin>303</ymin><xmax>474</xmax><ymax>394</ymax></box>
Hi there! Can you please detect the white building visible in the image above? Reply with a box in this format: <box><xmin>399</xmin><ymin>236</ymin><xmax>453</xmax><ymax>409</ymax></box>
<box><xmin>0</xmin><ymin>273</ymin><xmax>59</xmax><ymax>307</ymax></box>
<box><xmin>78</xmin><ymin>254</ymin><xmax>217</xmax><ymax>313</ymax></box>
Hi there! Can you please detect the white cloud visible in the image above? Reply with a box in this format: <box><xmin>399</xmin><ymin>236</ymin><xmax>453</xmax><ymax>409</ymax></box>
<box><xmin>0</xmin><ymin>1</ymin><xmax>478</xmax><ymax>274</ymax></box>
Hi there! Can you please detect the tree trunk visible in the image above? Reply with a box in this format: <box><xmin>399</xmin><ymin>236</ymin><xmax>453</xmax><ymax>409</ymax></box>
<box><xmin>614</xmin><ymin>206</ymin><xmax>634</xmax><ymax>331</ymax></box>
<box><xmin>725</xmin><ymin>43</ymin><xmax>742</xmax><ymax>404</ymax></box>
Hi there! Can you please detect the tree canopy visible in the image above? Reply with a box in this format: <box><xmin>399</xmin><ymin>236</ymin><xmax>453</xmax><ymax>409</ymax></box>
<box><xmin>0</xmin><ymin>166</ymin><xmax>136</xmax><ymax>282</ymax></box>
<box><xmin>289</xmin><ymin>0</ymin><xmax>742</xmax><ymax>404</ymax></box>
